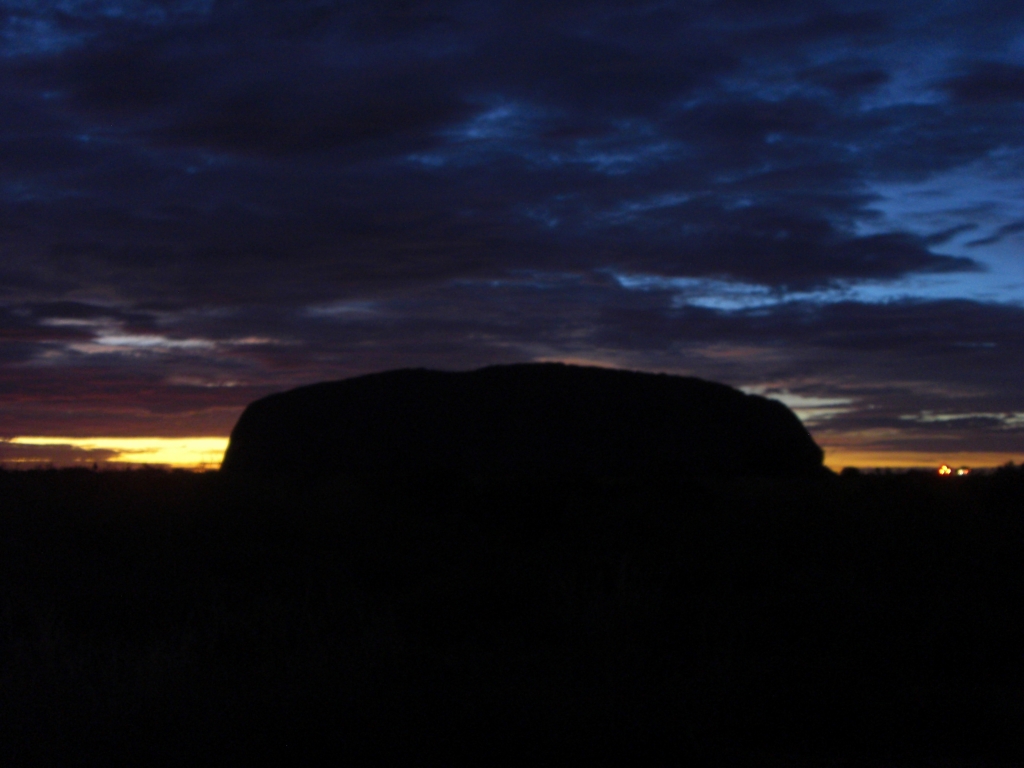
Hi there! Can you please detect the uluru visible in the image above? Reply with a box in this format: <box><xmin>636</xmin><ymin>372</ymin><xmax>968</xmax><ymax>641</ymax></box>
<box><xmin>220</xmin><ymin>363</ymin><xmax>826</xmax><ymax>480</ymax></box>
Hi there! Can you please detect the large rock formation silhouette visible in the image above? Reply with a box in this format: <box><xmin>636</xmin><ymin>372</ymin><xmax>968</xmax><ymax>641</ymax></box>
<box><xmin>221</xmin><ymin>363</ymin><xmax>825</xmax><ymax>479</ymax></box>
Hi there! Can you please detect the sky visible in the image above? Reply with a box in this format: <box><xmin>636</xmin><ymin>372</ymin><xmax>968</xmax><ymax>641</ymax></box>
<box><xmin>2</xmin><ymin>0</ymin><xmax>1024</xmax><ymax>469</ymax></box>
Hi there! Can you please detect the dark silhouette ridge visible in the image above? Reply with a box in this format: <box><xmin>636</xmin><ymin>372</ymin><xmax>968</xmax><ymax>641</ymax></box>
<box><xmin>221</xmin><ymin>363</ymin><xmax>825</xmax><ymax>479</ymax></box>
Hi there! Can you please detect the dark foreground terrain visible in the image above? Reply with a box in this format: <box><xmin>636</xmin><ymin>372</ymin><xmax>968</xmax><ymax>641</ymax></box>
<box><xmin>2</xmin><ymin>466</ymin><xmax>1023</xmax><ymax>766</ymax></box>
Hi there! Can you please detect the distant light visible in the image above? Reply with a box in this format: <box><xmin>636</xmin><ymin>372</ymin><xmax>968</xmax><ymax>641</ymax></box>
<box><xmin>957</xmin><ymin>467</ymin><xmax>970</xmax><ymax>476</ymax></box>
<box><xmin>938</xmin><ymin>465</ymin><xmax>952</xmax><ymax>475</ymax></box>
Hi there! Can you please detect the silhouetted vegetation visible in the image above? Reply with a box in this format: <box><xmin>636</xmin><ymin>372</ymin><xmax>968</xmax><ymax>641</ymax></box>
<box><xmin>2</xmin><ymin>465</ymin><xmax>1023</xmax><ymax>765</ymax></box>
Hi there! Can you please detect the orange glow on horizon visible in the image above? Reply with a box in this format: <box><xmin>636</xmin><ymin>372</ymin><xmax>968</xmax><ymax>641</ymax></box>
<box><xmin>2</xmin><ymin>437</ymin><xmax>1019</xmax><ymax>474</ymax></box>
<box><xmin>823</xmin><ymin>448</ymin><xmax>1019</xmax><ymax>471</ymax></box>
<box><xmin>531</xmin><ymin>356</ymin><xmax>624</xmax><ymax>369</ymax></box>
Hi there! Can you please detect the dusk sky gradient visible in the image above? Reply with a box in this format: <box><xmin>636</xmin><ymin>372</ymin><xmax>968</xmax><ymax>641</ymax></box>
<box><xmin>2</xmin><ymin>0</ymin><xmax>1024</xmax><ymax>468</ymax></box>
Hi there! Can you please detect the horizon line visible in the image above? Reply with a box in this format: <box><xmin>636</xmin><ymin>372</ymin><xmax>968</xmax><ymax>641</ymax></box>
<box><xmin>2</xmin><ymin>435</ymin><xmax>1021</xmax><ymax>473</ymax></box>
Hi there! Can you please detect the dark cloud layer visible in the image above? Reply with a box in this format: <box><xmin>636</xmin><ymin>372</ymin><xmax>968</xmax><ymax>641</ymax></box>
<box><xmin>944</xmin><ymin>62</ymin><xmax>1024</xmax><ymax>104</ymax></box>
<box><xmin>2</xmin><ymin>0</ymin><xmax>1024</xmax><ymax>464</ymax></box>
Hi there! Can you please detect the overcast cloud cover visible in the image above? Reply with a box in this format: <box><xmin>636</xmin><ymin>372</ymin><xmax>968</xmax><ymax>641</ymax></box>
<box><xmin>2</xmin><ymin>0</ymin><xmax>1024</xmax><ymax>466</ymax></box>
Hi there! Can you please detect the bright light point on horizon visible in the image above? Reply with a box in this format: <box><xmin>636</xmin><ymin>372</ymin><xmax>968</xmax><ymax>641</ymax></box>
<box><xmin>3</xmin><ymin>437</ymin><xmax>229</xmax><ymax>469</ymax></box>
<box><xmin>822</xmin><ymin>448</ymin><xmax>1020</xmax><ymax>471</ymax></box>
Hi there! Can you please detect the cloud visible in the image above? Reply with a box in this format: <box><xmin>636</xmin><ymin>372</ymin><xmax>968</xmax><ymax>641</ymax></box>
<box><xmin>607</xmin><ymin>206</ymin><xmax>981</xmax><ymax>287</ymax></box>
<box><xmin>944</xmin><ymin>62</ymin><xmax>1024</xmax><ymax>104</ymax></box>
<box><xmin>965</xmin><ymin>220</ymin><xmax>1024</xmax><ymax>247</ymax></box>
<box><xmin>743</xmin><ymin>9</ymin><xmax>888</xmax><ymax>48</ymax></box>
<box><xmin>923</xmin><ymin>223</ymin><xmax>979</xmax><ymax>245</ymax></box>
<box><xmin>803</xmin><ymin>65</ymin><xmax>891</xmax><ymax>97</ymax></box>
<box><xmin>164</xmin><ymin>89</ymin><xmax>467</xmax><ymax>156</ymax></box>
<box><xmin>1</xmin><ymin>0</ymin><xmax>1024</xmax><ymax>463</ymax></box>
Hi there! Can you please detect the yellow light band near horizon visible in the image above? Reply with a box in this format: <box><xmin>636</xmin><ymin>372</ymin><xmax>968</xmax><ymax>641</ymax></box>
<box><xmin>822</xmin><ymin>448</ymin><xmax>1022</xmax><ymax>471</ymax></box>
<box><xmin>4</xmin><ymin>437</ymin><xmax>1020</xmax><ymax>472</ymax></box>
<box><xmin>6</xmin><ymin>437</ymin><xmax>229</xmax><ymax>468</ymax></box>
